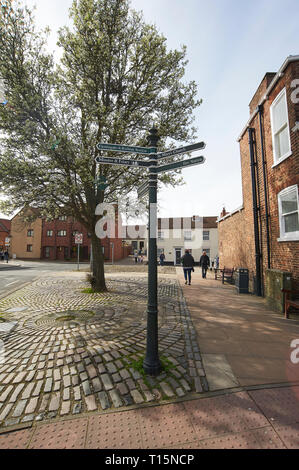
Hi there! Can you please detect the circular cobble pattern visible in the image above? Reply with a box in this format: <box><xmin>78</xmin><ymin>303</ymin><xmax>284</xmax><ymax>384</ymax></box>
<box><xmin>0</xmin><ymin>273</ymin><xmax>207</xmax><ymax>429</ymax></box>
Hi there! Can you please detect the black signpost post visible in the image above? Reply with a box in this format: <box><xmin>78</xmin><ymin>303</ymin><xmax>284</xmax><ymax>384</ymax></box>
<box><xmin>143</xmin><ymin>127</ymin><xmax>161</xmax><ymax>376</ymax></box>
<box><xmin>95</xmin><ymin>129</ymin><xmax>206</xmax><ymax>376</ymax></box>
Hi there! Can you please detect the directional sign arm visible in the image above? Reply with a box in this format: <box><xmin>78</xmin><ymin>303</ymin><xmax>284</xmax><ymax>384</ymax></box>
<box><xmin>156</xmin><ymin>141</ymin><xmax>206</xmax><ymax>160</ymax></box>
<box><xmin>95</xmin><ymin>156</ymin><xmax>150</xmax><ymax>167</ymax></box>
<box><xmin>97</xmin><ymin>143</ymin><xmax>156</xmax><ymax>155</ymax></box>
<box><xmin>153</xmin><ymin>156</ymin><xmax>205</xmax><ymax>173</ymax></box>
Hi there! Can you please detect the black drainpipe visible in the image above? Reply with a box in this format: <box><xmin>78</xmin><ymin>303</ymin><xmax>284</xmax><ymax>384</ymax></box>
<box><xmin>248</xmin><ymin>127</ymin><xmax>262</xmax><ymax>296</ymax></box>
<box><xmin>257</xmin><ymin>105</ymin><xmax>271</xmax><ymax>270</ymax></box>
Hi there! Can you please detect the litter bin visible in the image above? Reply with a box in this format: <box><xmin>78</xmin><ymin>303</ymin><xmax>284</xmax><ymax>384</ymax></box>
<box><xmin>235</xmin><ymin>268</ymin><xmax>249</xmax><ymax>294</ymax></box>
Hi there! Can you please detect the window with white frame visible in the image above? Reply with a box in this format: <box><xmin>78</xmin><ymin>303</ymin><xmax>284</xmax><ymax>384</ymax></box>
<box><xmin>270</xmin><ymin>88</ymin><xmax>291</xmax><ymax>164</ymax></box>
<box><xmin>57</xmin><ymin>230</ymin><xmax>67</xmax><ymax>237</ymax></box>
<box><xmin>278</xmin><ymin>185</ymin><xmax>299</xmax><ymax>240</ymax></box>
<box><xmin>184</xmin><ymin>230</ymin><xmax>192</xmax><ymax>241</ymax></box>
<box><xmin>203</xmin><ymin>230</ymin><xmax>209</xmax><ymax>240</ymax></box>
<box><xmin>158</xmin><ymin>231</ymin><xmax>164</xmax><ymax>240</ymax></box>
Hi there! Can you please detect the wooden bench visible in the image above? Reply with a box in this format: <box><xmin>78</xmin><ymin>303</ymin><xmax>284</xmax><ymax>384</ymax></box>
<box><xmin>281</xmin><ymin>289</ymin><xmax>299</xmax><ymax>319</ymax></box>
<box><xmin>222</xmin><ymin>267</ymin><xmax>235</xmax><ymax>284</ymax></box>
<box><xmin>214</xmin><ymin>267</ymin><xmax>235</xmax><ymax>284</ymax></box>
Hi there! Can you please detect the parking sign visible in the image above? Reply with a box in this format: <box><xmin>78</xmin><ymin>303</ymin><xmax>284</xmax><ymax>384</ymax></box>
<box><xmin>75</xmin><ymin>233</ymin><xmax>83</xmax><ymax>244</ymax></box>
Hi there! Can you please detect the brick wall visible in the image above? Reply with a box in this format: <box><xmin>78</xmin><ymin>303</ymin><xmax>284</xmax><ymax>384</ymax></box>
<box><xmin>11</xmin><ymin>209</ymin><xmax>42</xmax><ymax>259</ymax></box>
<box><xmin>249</xmin><ymin>72</ymin><xmax>276</xmax><ymax>114</ymax></box>
<box><xmin>0</xmin><ymin>219</ymin><xmax>10</xmax><ymax>252</ymax></box>
<box><xmin>0</xmin><ymin>230</ymin><xmax>8</xmax><ymax>251</ymax></box>
<box><xmin>41</xmin><ymin>218</ymin><xmax>91</xmax><ymax>260</ymax></box>
<box><xmin>41</xmin><ymin>216</ymin><xmax>127</xmax><ymax>262</ymax></box>
<box><xmin>218</xmin><ymin>59</ymin><xmax>299</xmax><ymax>293</ymax></box>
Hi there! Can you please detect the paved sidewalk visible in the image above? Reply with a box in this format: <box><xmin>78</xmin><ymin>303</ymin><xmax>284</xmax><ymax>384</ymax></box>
<box><xmin>0</xmin><ymin>268</ymin><xmax>298</xmax><ymax>449</ymax></box>
<box><xmin>0</xmin><ymin>385</ymin><xmax>298</xmax><ymax>448</ymax></box>
<box><xmin>178</xmin><ymin>269</ymin><xmax>299</xmax><ymax>389</ymax></box>
<box><xmin>0</xmin><ymin>272</ymin><xmax>206</xmax><ymax>430</ymax></box>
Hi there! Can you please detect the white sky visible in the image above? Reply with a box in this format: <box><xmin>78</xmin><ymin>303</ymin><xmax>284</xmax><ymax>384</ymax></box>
<box><xmin>1</xmin><ymin>0</ymin><xmax>299</xmax><ymax>220</ymax></box>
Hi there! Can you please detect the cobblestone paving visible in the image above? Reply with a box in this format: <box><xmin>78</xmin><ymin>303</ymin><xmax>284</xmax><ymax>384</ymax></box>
<box><xmin>0</xmin><ymin>273</ymin><xmax>207</xmax><ymax>429</ymax></box>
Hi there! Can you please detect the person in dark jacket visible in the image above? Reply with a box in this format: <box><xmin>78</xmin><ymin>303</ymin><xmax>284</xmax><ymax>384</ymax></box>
<box><xmin>199</xmin><ymin>251</ymin><xmax>210</xmax><ymax>278</ymax></box>
<box><xmin>159</xmin><ymin>252</ymin><xmax>165</xmax><ymax>266</ymax></box>
<box><xmin>181</xmin><ymin>249</ymin><xmax>195</xmax><ymax>285</ymax></box>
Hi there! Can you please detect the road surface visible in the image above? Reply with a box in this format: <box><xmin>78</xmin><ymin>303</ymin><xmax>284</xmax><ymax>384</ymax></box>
<box><xmin>0</xmin><ymin>260</ymin><xmax>90</xmax><ymax>297</ymax></box>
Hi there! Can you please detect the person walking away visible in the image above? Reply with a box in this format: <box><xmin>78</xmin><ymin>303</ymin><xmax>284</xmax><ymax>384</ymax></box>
<box><xmin>159</xmin><ymin>252</ymin><xmax>165</xmax><ymax>266</ymax></box>
<box><xmin>181</xmin><ymin>249</ymin><xmax>194</xmax><ymax>285</ymax></box>
<box><xmin>134</xmin><ymin>249</ymin><xmax>138</xmax><ymax>263</ymax></box>
<box><xmin>199</xmin><ymin>251</ymin><xmax>210</xmax><ymax>278</ymax></box>
<box><xmin>4</xmin><ymin>250</ymin><xmax>9</xmax><ymax>263</ymax></box>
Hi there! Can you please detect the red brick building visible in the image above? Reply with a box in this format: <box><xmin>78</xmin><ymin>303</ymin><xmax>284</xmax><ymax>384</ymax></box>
<box><xmin>218</xmin><ymin>55</ymin><xmax>299</xmax><ymax>296</ymax></box>
<box><xmin>9</xmin><ymin>206</ymin><xmax>130</xmax><ymax>262</ymax></box>
<box><xmin>0</xmin><ymin>218</ymin><xmax>11</xmax><ymax>252</ymax></box>
<box><xmin>41</xmin><ymin>214</ymin><xmax>129</xmax><ymax>262</ymax></box>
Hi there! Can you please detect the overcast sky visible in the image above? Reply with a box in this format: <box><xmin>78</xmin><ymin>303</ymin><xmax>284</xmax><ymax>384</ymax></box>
<box><xmin>1</xmin><ymin>0</ymin><xmax>299</xmax><ymax>220</ymax></box>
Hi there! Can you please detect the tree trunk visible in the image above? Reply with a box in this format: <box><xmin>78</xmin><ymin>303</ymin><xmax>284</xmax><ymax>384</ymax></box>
<box><xmin>91</xmin><ymin>232</ymin><xmax>107</xmax><ymax>292</ymax></box>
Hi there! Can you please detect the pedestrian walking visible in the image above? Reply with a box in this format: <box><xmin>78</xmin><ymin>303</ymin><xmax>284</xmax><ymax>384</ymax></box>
<box><xmin>181</xmin><ymin>249</ymin><xmax>195</xmax><ymax>285</ymax></box>
<box><xmin>199</xmin><ymin>250</ymin><xmax>210</xmax><ymax>278</ymax></box>
<box><xmin>4</xmin><ymin>250</ymin><xmax>9</xmax><ymax>263</ymax></box>
<box><xmin>134</xmin><ymin>250</ymin><xmax>138</xmax><ymax>263</ymax></box>
<box><xmin>159</xmin><ymin>252</ymin><xmax>165</xmax><ymax>266</ymax></box>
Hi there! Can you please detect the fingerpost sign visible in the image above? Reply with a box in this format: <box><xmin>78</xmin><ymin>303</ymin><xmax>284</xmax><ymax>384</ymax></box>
<box><xmin>95</xmin><ymin>133</ymin><xmax>206</xmax><ymax>376</ymax></box>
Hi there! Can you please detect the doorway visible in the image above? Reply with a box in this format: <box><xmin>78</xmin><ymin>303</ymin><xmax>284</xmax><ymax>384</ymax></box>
<box><xmin>174</xmin><ymin>248</ymin><xmax>182</xmax><ymax>265</ymax></box>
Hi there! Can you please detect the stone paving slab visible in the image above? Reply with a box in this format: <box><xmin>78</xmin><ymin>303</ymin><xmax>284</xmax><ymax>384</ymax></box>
<box><xmin>138</xmin><ymin>403</ymin><xmax>196</xmax><ymax>449</ymax></box>
<box><xmin>28</xmin><ymin>418</ymin><xmax>88</xmax><ymax>449</ymax></box>
<box><xmin>0</xmin><ymin>387</ymin><xmax>298</xmax><ymax>449</ymax></box>
<box><xmin>248</xmin><ymin>386</ymin><xmax>299</xmax><ymax>425</ymax></box>
<box><xmin>0</xmin><ymin>321</ymin><xmax>18</xmax><ymax>334</ymax></box>
<box><xmin>201</xmin><ymin>353</ymin><xmax>240</xmax><ymax>390</ymax></box>
<box><xmin>0</xmin><ymin>427</ymin><xmax>34</xmax><ymax>449</ymax></box>
<box><xmin>0</xmin><ymin>272</ymin><xmax>207</xmax><ymax>428</ymax></box>
<box><xmin>86</xmin><ymin>410</ymin><xmax>143</xmax><ymax>449</ymax></box>
<box><xmin>183</xmin><ymin>391</ymin><xmax>270</xmax><ymax>440</ymax></box>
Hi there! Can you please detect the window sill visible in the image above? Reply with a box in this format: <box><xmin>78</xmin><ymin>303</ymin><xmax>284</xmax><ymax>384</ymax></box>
<box><xmin>277</xmin><ymin>236</ymin><xmax>299</xmax><ymax>242</ymax></box>
<box><xmin>271</xmin><ymin>151</ymin><xmax>292</xmax><ymax>168</ymax></box>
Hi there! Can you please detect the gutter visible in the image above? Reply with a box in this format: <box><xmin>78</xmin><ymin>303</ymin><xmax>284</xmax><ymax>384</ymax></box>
<box><xmin>248</xmin><ymin>127</ymin><xmax>262</xmax><ymax>296</ymax></box>
<box><xmin>237</xmin><ymin>55</ymin><xmax>299</xmax><ymax>142</ymax></box>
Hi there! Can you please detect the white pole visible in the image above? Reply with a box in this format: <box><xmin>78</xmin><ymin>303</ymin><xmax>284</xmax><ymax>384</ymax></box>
<box><xmin>77</xmin><ymin>243</ymin><xmax>80</xmax><ymax>271</ymax></box>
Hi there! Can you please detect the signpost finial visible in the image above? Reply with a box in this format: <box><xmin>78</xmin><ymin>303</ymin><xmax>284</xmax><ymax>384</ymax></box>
<box><xmin>147</xmin><ymin>127</ymin><xmax>160</xmax><ymax>148</ymax></box>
